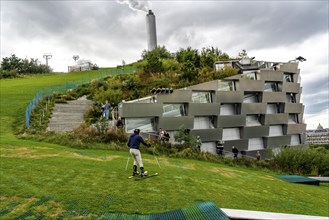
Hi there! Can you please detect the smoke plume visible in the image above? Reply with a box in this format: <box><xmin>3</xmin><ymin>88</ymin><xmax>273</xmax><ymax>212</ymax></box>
<box><xmin>116</xmin><ymin>0</ymin><xmax>149</xmax><ymax>12</ymax></box>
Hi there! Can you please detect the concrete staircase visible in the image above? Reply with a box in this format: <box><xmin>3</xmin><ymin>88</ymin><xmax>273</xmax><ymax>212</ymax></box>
<box><xmin>47</xmin><ymin>96</ymin><xmax>93</xmax><ymax>133</ymax></box>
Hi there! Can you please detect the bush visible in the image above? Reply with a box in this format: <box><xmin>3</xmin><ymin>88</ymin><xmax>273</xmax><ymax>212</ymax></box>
<box><xmin>270</xmin><ymin>147</ymin><xmax>329</xmax><ymax>176</ymax></box>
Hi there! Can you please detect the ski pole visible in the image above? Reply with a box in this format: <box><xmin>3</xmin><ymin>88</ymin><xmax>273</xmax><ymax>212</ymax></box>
<box><xmin>152</xmin><ymin>148</ymin><xmax>161</xmax><ymax>168</ymax></box>
<box><xmin>125</xmin><ymin>151</ymin><xmax>130</xmax><ymax>171</ymax></box>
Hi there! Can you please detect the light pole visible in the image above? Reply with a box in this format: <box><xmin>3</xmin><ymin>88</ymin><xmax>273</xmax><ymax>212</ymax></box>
<box><xmin>73</xmin><ymin>55</ymin><xmax>79</xmax><ymax>63</ymax></box>
<box><xmin>43</xmin><ymin>53</ymin><xmax>52</xmax><ymax>66</ymax></box>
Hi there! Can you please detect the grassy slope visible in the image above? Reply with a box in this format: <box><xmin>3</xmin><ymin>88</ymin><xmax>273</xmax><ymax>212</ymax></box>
<box><xmin>0</xmin><ymin>72</ymin><xmax>328</xmax><ymax>218</ymax></box>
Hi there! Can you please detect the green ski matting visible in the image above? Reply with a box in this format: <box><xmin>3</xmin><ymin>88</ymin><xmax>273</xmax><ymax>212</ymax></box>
<box><xmin>277</xmin><ymin>175</ymin><xmax>320</xmax><ymax>185</ymax></box>
<box><xmin>0</xmin><ymin>198</ymin><xmax>230</xmax><ymax>219</ymax></box>
<box><xmin>100</xmin><ymin>201</ymin><xmax>229</xmax><ymax>220</ymax></box>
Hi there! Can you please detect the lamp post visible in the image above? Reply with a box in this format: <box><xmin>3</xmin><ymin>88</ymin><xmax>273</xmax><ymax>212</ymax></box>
<box><xmin>43</xmin><ymin>53</ymin><xmax>52</xmax><ymax>66</ymax></box>
<box><xmin>73</xmin><ymin>55</ymin><xmax>79</xmax><ymax>63</ymax></box>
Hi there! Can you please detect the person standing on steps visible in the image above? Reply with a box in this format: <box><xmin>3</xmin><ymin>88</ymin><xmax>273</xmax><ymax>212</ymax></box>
<box><xmin>127</xmin><ymin>129</ymin><xmax>151</xmax><ymax>177</ymax></box>
<box><xmin>104</xmin><ymin>100</ymin><xmax>111</xmax><ymax>121</ymax></box>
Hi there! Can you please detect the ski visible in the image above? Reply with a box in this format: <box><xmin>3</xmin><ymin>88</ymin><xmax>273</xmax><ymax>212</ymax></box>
<box><xmin>128</xmin><ymin>174</ymin><xmax>139</xmax><ymax>179</ymax></box>
<box><xmin>134</xmin><ymin>173</ymin><xmax>158</xmax><ymax>181</ymax></box>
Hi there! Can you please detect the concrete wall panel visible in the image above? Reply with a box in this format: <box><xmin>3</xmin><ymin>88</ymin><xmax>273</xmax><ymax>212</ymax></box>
<box><xmin>216</xmin><ymin>91</ymin><xmax>243</xmax><ymax>103</ymax></box>
<box><xmin>120</xmin><ymin>103</ymin><xmax>162</xmax><ymax>117</ymax></box>
<box><xmin>189</xmin><ymin>103</ymin><xmax>221</xmax><ymax>116</ymax></box>
<box><xmin>262</xmin><ymin>92</ymin><xmax>286</xmax><ymax>103</ymax></box>
<box><xmin>264</xmin><ymin>114</ymin><xmax>288</xmax><ymax>125</ymax></box>
<box><xmin>218</xmin><ymin>115</ymin><xmax>245</xmax><ymax>127</ymax></box>
<box><xmin>242</xmin><ymin>126</ymin><xmax>269</xmax><ymax>138</ymax></box>
<box><xmin>259</xmin><ymin>70</ymin><xmax>284</xmax><ymax>81</ymax></box>
<box><xmin>158</xmin><ymin>116</ymin><xmax>194</xmax><ymax>130</ymax></box>
<box><xmin>157</xmin><ymin>90</ymin><xmax>192</xmax><ymax>103</ymax></box>
<box><xmin>241</xmin><ymin>103</ymin><xmax>267</xmax><ymax>114</ymax></box>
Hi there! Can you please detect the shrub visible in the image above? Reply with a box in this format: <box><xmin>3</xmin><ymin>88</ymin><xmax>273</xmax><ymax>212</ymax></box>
<box><xmin>270</xmin><ymin>147</ymin><xmax>329</xmax><ymax>176</ymax></box>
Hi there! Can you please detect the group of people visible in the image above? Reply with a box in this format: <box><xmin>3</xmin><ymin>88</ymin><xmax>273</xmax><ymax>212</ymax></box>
<box><xmin>127</xmin><ymin>129</ymin><xmax>262</xmax><ymax>177</ymax></box>
<box><xmin>216</xmin><ymin>140</ymin><xmax>261</xmax><ymax>160</ymax></box>
<box><xmin>158</xmin><ymin>128</ymin><xmax>170</xmax><ymax>143</ymax></box>
<box><xmin>99</xmin><ymin>100</ymin><xmax>125</xmax><ymax>129</ymax></box>
<box><xmin>216</xmin><ymin>140</ymin><xmax>238</xmax><ymax>158</ymax></box>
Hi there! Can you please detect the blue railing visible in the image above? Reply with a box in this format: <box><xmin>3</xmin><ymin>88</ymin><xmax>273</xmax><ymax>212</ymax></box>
<box><xmin>25</xmin><ymin>68</ymin><xmax>136</xmax><ymax>128</ymax></box>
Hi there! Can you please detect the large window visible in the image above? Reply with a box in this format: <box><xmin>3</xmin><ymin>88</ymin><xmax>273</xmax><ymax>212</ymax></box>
<box><xmin>248</xmin><ymin>138</ymin><xmax>264</xmax><ymax>150</ymax></box>
<box><xmin>222</xmin><ymin>128</ymin><xmax>240</xmax><ymax>140</ymax></box>
<box><xmin>291</xmin><ymin>134</ymin><xmax>301</xmax><ymax>145</ymax></box>
<box><xmin>286</xmin><ymin>93</ymin><xmax>296</xmax><ymax>103</ymax></box>
<box><xmin>288</xmin><ymin>114</ymin><xmax>299</xmax><ymax>124</ymax></box>
<box><xmin>163</xmin><ymin>104</ymin><xmax>187</xmax><ymax>117</ymax></box>
<box><xmin>242</xmin><ymin>71</ymin><xmax>258</xmax><ymax>80</ymax></box>
<box><xmin>284</xmin><ymin>72</ymin><xmax>294</xmax><ymax>82</ymax></box>
<box><xmin>269</xmin><ymin>125</ymin><xmax>283</xmax><ymax>136</ymax></box>
<box><xmin>243</xmin><ymin>93</ymin><xmax>261</xmax><ymax>103</ymax></box>
<box><xmin>194</xmin><ymin>116</ymin><xmax>216</xmax><ymax>129</ymax></box>
<box><xmin>125</xmin><ymin>118</ymin><xmax>156</xmax><ymax>133</ymax></box>
<box><xmin>264</xmin><ymin>82</ymin><xmax>280</xmax><ymax>92</ymax></box>
<box><xmin>192</xmin><ymin>91</ymin><xmax>213</xmax><ymax>103</ymax></box>
<box><xmin>246</xmin><ymin>115</ymin><xmax>261</xmax><ymax>126</ymax></box>
<box><xmin>266</xmin><ymin>103</ymin><xmax>283</xmax><ymax>114</ymax></box>
<box><xmin>220</xmin><ymin>104</ymin><xmax>239</xmax><ymax>115</ymax></box>
<box><xmin>218</xmin><ymin>80</ymin><xmax>238</xmax><ymax>91</ymax></box>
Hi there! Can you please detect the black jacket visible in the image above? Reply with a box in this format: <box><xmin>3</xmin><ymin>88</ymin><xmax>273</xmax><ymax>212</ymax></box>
<box><xmin>127</xmin><ymin>133</ymin><xmax>149</xmax><ymax>149</ymax></box>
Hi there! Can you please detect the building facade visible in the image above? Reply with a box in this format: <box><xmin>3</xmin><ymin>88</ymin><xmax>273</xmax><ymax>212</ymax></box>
<box><xmin>118</xmin><ymin>59</ymin><xmax>306</xmax><ymax>158</ymax></box>
<box><xmin>306</xmin><ymin>124</ymin><xmax>329</xmax><ymax>145</ymax></box>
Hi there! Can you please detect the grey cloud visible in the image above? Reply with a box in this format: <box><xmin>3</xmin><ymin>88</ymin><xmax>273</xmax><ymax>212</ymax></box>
<box><xmin>304</xmin><ymin>100</ymin><xmax>328</xmax><ymax>115</ymax></box>
<box><xmin>302</xmin><ymin>77</ymin><xmax>329</xmax><ymax>114</ymax></box>
<box><xmin>155</xmin><ymin>1</ymin><xmax>328</xmax><ymax>50</ymax></box>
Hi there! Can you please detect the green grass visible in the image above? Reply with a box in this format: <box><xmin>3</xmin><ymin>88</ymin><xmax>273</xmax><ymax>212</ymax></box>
<box><xmin>0</xmin><ymin>72</ymin><xmax>329</xmax><ymax>218</ymax></box>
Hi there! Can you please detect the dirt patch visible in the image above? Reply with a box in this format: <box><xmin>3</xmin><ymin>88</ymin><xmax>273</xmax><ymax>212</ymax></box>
<box><xmin>0</xmin><ymin>147</ymin><xmax>122</xmax><ymax>161</ymax></box>
<box><xmin>260</xmin><ymin>175</ymin><xmax>276</xmax><ymax>181</ymax></box>
<box><xmin>209</xmin><ymin>167</ymin><xmax>246</xmax><ymax>178</ymax></box>
<box><xmin>157</xmin><ymin>158</ymin><xmax>196</xmax><ymax>170</ymax></box>
<box><xmin>72</xmin><ymin>153</ymin><xmax>121</xmax><ymax>161</ymax></box>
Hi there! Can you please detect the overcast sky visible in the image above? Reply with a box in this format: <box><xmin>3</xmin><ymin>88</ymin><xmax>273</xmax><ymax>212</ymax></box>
<box><xmin>1</xmin><ymin>0</ymin><xmax>328</xmax><ymax>129</ymax></box>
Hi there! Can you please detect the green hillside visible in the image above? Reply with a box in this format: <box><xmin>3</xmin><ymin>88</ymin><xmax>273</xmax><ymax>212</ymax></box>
<box><xmin>0</xmin><ymin>71</ymin><xmax>328</xmax><ymax>219</ymax></box>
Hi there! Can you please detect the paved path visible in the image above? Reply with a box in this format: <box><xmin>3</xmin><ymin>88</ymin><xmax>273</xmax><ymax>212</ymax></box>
<box><xmin>47</xmin><ymin>96</ymin><xmax>93</xmax><ymax>133</ymax></box>
<box><xmin>221</xmin><ymin>208</ymin><xmax>329</xmax><ymax>220</ymax></box>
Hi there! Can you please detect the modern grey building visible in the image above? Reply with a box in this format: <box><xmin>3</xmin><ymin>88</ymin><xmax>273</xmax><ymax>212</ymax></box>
<box><xmin>118</xmin><ymin>58</ymin><xmax>306</xmax><ymax>158</ymax></box>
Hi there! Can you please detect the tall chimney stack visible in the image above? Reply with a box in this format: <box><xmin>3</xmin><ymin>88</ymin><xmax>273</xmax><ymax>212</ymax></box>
<box><xmin>146</xmin><ymin>10</ymin><xmax>157</xmax><ymax>51</ymax></box>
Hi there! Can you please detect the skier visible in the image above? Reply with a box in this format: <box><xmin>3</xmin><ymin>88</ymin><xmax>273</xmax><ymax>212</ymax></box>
<box><xmin>127</xmin><ymin>129</ymin><xmax>151</xmax><ymax>177</ymax></box>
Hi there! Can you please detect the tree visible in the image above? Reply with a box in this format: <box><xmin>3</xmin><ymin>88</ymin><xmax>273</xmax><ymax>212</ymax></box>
<box><xmin>200</xmin><ymin>46</ymin><xmax>230</xmax><ymax>68</ymax></box>
<box><xmin>174</xmin><ymin>125</ymin><xmax>197</xmax><ymax>149</ymax></box>
<box><xmin>1</xmin><ymin>54</ymin><xmax>22</xmax><ymax>72</ymax></box>
<box><xmin>175</xmin><ymin>47</ymin><xmax>200</xmax><ymax>68</ymax></box>
<box><xmin>181</xmin><ymin>60</ymin><xmax>198</xmax><ymax>82</ymax></box>
<box><xmin>238</xmin><ymin>49</ymin><xmax>248</xmax><ymax>58</ymax></box>
<box><xmin>142</xmin><ymin>46</ymin><xmax>172</xmax><ymax>60</ymax></box>
<box><xmin>0</xmin><ymin>54</ymin><xmax>52</xmax><ymax>76</ymax></box>
<box><xmin>143</xmin><ymin>51</ymin><xmax>164</xmax><ymax>73</ymax></box>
